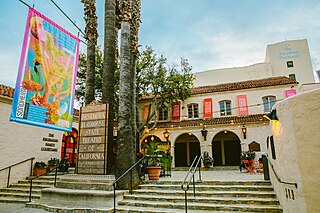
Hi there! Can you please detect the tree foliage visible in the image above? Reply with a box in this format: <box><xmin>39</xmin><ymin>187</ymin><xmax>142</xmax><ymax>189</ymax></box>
<box><xmin>75</xmin><ymin>46</ymin><xmax>194</xmax><ymax>127</ymax></box>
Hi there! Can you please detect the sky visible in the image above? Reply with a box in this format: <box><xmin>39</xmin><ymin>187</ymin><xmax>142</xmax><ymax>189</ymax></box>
<box><xmin>0</xmin><ymin>0</ymin><xmax>320</xmax><ymax>87</ymax></box>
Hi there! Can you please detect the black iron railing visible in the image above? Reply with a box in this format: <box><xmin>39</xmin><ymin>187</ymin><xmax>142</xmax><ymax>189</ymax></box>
<box><xmin>265</xmin><ymin>155</ymin><xmax>298</xmax><ymax>188</ymax></box>
<box><xmin>181</xmin><ymin>155</ymin><xmax>202</xmax><ymax>213</ymax></box>
<box><xmin>29</xmin><ymin>165</ymin><xmax>61</xmax><ymax>202</ymax></box>
<box><xmin>0</xmin><ymin>157</ymin><xmax>35</xmax><ymax>188</ymax></box>
<box><xmin>112</xmin><ymin>157</ymin><xmax>146</xmax><ymax>213</ymax></box>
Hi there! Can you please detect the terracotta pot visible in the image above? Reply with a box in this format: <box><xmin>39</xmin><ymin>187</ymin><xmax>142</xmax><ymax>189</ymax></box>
<box><xmin>33</xmin><ymin>167</ymin><xmax>47</xmax><ymax>176</ymax></box>
<box><xmin>147</xmin><ymin>166</ymin><xmax>161</xmax><ymax>180</ymax></box>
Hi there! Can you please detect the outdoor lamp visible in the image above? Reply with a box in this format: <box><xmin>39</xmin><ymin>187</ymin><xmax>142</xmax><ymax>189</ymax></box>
<box><xmin>163</xmin><ymin>129</ymin><xmax>170</xmax><ymax>142</ymax></box>
<box><xmin>201</xmin><ymin>126</ymin><xmax>208</xmax><ymax>141</ymax></box>
<box><xmin>242</xmin><ymin>126</ymin><xmax>247</xmax><ymax>139</ymax></box>
<box><xmin>264</xmin><ymin>109</ymin><xmax>279</xmax><ymax>121</ymax></box>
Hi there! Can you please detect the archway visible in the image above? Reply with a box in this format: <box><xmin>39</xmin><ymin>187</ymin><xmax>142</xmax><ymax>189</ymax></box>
<box><xmin>175</xmin><ymin>133</ymin><xmax>200</xmax><ymax>167</ymax></box>
<box><xmin>61</xmin><ymin>128</ymin><xmax>78</xmax><ymax>167</ymax></box>
<box><xmin>212</xmin><ymin>131</ymin><xmax>241</xmax><ymax>166</ymax></box>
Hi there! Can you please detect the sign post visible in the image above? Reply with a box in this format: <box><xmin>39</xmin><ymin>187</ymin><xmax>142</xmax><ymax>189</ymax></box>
<box><xmin>77</xmin><ymin>101</ymin><xmax>108</xmax><ymax>174</ymax></box>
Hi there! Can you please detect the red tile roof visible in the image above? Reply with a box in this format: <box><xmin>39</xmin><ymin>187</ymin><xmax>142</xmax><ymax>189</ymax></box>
<box><xmin>154</xmin><ymin>114</ymin><xmax>269</xmax><ymax>128</ymax></box>
<box><xmin>192</xmin><ymin>76</ymin><xmax>298</xmax><ymax>95</ymax></box>
<box><xmin>0</xmin><ymin>84</ymin><xmax>14</xmax><ymax>98</ymax></box>
<box><xmin>141</xmin><ymin>76</ymin><xmax>298</xmax><ymax>100</ymax></box>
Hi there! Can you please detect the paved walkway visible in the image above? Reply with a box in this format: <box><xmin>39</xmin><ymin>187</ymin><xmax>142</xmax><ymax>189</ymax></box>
<box><xmin>0</xmin><ymin>169</ymin><xmax>265</xmax><ymax>213</ymax></box>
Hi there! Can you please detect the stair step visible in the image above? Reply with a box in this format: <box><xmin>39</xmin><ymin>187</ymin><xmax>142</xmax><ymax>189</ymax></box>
<box><xmin>132</xmin><ymin>189</ymin><xmax>277</xmax><ymax>198</ymax></box>
<box><xmin>0</xmin><ymin>192</ymin><xmax>40</xmax><ymax>199</ymax></box>
<box><xmin>8</xmin><ymin>184</ymin><xmax>53</xmax><ymax>189</ymax></box>
<box><xmin>0</xmin><ymin>197</ymin><xmax>39</xmax><ymax>204</ymax></box>
<box><xmin>0</xmin><ymin>188</ymin><xmax>42</xmax><ymax>194</ymax></box>
<box><xmin>146</xmin><ymin>180</ymin><xmax>272</xmax><ymax>186</ymax></box>
<box><xmin>118</xmin><ymin>200</ymin><xmax>283</xmax><ymax>212</ymax></box>
<box><xmin>123</xmin><ymin>194</ymin><xmax>279</xmax><ymax>205</ymax></box>
<box><xmin>140</xmin><ymin>184</ymin><xmax>275</xmax><ymax>191</ymax></box>
<box><xmin>19</xmin><ymin>179</ymin><xmax>55</xmax><ymax>184</ymax></box>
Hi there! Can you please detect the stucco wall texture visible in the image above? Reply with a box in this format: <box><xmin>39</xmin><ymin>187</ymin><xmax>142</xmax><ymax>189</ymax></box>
<box><xmin>270</xmin><ymin>88</ymin><xmax>320</xmax><ymax>213</ymax></box>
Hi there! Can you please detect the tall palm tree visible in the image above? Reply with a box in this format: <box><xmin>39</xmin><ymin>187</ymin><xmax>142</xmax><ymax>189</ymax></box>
<box><xmin>116</xmin><ymin>0</ymin><xmax>141</xmax><ymax>189</ymax></box>
<box><xmin>82</xmin><ymin>0</ymin><xmax>98</xmax><ymax>105</ymax></box>
<box><xmin>102</xmin><ymin>0</ymin><xmax>119</xmax><ymax>174</ymax></box>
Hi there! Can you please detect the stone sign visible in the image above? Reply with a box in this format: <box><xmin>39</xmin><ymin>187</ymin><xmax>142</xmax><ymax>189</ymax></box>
<box><xmin>77</xmin><ymin>101</ymin><xmax>108</xmax><ymax>174</ymax></box>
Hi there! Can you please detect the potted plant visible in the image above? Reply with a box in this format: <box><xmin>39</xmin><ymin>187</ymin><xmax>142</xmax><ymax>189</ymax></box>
<box><xmin>203</xmin><ymin>151</ymin><xmax>214</xmax><ymax>168</ymax></box>
<box><xmin>241</xmin><ymin>150</ymin><xmax>256</xmax><ymax>173</ymax></box>
<box><xmin>47</xmin><ymin>158</ymin><xmax>59</xmax><ymax>171</ymax></box>
<box><xmin>145</xmin><ymin>142</ymin><xmax>162</xmax><ymax>180</ymax></box>
<box><xmin>33</xmin><ymin>161</ymin><xmax>47</xmax><ymax>176</ymax></box>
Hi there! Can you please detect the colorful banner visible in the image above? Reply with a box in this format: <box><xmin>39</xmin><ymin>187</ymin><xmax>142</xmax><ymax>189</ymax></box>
<box><xmin>285</xmin><ymin>89</ymin><xmax>296</xmax><ymax>98</ymax></box>
<box><xmin>203</xmin><ymin>98</ymin><xmax>212</xmax><ymax>118</ymax></box>
<box><xmin>10</xmin><ymin>8</ymin><xmax>80</xmax><ymax>132</ymax></box>
<box><xmin>172</xmin><ymin>102</ymin><xmax>180</xmax><ymax>120</ymax></box>
<box><xmin>237</xmin><ymin>95</ymin><xmax>248</xmax><ymax>115</ymax></box>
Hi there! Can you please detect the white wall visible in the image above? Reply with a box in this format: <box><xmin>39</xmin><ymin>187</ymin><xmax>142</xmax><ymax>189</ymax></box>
<box><xmin>266</xmin><ymin>39</ymin><xmax>315</xmax><ymax>84</ymax></box>
<box><xmin>268</xmin><ymin>88</ymin><xmax>320</xmax><ymax>213</ymax></box>
<box><xmin>0</xmin><ymin>97</ymin><xmax>78</xmax><ymax>185</ymax></box>
<box><xmin>194</xmin><ymin>63</ymin><xmax>272</xmax><ymax>87</ymax></box>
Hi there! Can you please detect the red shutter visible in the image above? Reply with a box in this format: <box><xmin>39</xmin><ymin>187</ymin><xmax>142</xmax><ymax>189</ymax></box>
<box><xmin>203</xmin><ymin>98</ymin><xmax>212</xmax><ymax>118</ymax></box>
<box><xmin>237</xmin><ymin>95</ymin><xmax>248</xmax><ymax>115</ymax></box>
<box><xmin>172</xmin><ymin>102</ymin><xmax>180</xmax><ymax>121</ymax></box>
<box><xmin>142</xmin><ymin>104</ymin><xmax>149</xmax><ymax>121</ymax></box>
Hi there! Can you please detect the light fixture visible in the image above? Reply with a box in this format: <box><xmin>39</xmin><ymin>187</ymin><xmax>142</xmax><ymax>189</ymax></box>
<box><xmin>242</xmin><ymin>126</ymin><xmax>247</xmax><ymax>139</ymax></box>
<box><xmin>201</xmin><ymin>126</ymin><xmax>208</xmax><ymax>141</ymax></box>
<box><xmin>151</xmin><ymin>136</ymin><xmax>154</xmax><ymax>141</ymax></box>
<box><xmin>163</xmin><ymin>129</ymin><xmax>170</xmax><ymax>142</ymax></box>
<box><xmin>264</xmin><ymin>109</ymin><xmax>279</xmax><ymax>121</ymax></box>
<box><xmin>224</xmin><ymin>130</ymin><xmax>227</xmax><ymax>134</ymax></box>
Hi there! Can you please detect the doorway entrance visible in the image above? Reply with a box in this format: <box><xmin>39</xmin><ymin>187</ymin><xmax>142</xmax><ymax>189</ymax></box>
<box><xmin>212</xmin><ymin>131</ymin><xmax>241</xmax><ymax>166</ymax></box>
<box><xmin>174</xmin><ymin>133</ymin><xmax>200</xmax><ymax>167</ymax></box>
<box><xmin>61</xmin><ymin>128</ymin><xmax>78</xmax><ymax>167</ymax></box>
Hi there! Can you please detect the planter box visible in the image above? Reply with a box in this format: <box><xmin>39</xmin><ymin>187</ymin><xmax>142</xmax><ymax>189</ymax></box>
<box><xmin>33</xmin><ymin>167</ymin><xmax>47</xmax><ymax>176</ymax></box>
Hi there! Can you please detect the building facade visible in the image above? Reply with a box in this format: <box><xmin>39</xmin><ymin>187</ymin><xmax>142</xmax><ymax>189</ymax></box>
<box><xmin>138</xmin><ymin>39</ymin><xmax>315</xmax><ymax>168</ymax></box>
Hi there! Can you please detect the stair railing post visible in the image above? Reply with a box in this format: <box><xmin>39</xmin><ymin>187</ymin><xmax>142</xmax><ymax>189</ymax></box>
<box><xmin>54</xmin><ymin>166</ymin><xmax>58</xmax><ymax>187</ymax></box>
<box><xmin>185</xmin><ymin>190</ymin><xmax>188</xmax><ymax>213</ymax></box>
<box><xmin>130</xmin><ymin>169</ymin><xmax>133</xmax><ymax>194</ymax></box>
<box><xmin>192</xmin><ymin>174</ymin><xmax>196</xmax><ymax>197</ymax></box>
<box><xmin>113</xmin><ymin>183</ymin><xmax>116</xmax><ymax>213</ymax></box>
<box><xmin>30</xmin><ymin>158</ymin><xmax>34</xmax><ymax>177</ymax></box>
<box><xmin>29</xmin><ymin>178</ymin><xmax>33</xmax><ymax>202</ymax></box>
<box><xmin>7</xmin><ymin>167</ymin><xmax>11</xmax><ymax>188</ymax></box>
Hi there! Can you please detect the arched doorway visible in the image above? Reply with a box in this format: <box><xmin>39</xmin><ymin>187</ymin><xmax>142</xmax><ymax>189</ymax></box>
<box><xmin>212</xmin><ymin>131</ymin><xmax>241</xmax><ymax>166</ymax></box>
<box><xmin>175</xmin><ymin>133</ymin><xmax>200</xmax><ymax>167</ymax></box>
<box><xmin>61</xmin><ymin>128</ymin><xmax>78</xmax><ymax>167</ymax></box>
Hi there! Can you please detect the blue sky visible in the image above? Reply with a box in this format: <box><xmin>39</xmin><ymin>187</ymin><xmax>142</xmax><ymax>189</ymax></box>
<box><xmin>1</xmin><ymin>0</ymin><xmax>320</xmax><ymax>87</ymax></box>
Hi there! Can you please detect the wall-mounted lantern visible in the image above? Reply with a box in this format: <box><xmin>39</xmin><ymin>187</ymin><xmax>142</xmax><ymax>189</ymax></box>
<box><xmin>201</xmin><ymin>126</ymin><xmax>208</xmax><ymax>141</ymax></box>
<box><xmin>242</xmin><ymin>126</ymin><xmax>247</xmax><ymax>139</ymax></box>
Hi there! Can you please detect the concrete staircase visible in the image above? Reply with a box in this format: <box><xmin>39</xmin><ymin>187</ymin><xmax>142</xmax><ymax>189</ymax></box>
<box><xmin>0</xmin><ymin>176</ymin><xmax>56</xmax><ymax>204</ymax></box>
<box><xmin>115</xmin><ymin>180</ymin><xmax>283</xmax><ymax>212</ymax></box>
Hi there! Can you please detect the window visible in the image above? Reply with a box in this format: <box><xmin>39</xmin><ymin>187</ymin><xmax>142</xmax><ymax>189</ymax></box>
<box><xmin>262</xmin><ymin>96</ymin><xmax>276</xmax><ymax>113</ymax></box>
<box><xmin>219</xmin><ymin>100</ymin><xmax>231</xmax><ymax>116</ymax></box>
<box><xmin>158</xmin><ymin>107</ymin><xmax>168</xmax><ymax>121</ymax></box>
<box><xmin>187</xmin><ymin>104</ymin><xmax>199</xmax><ymax>118</ymax></box>
<box><xmin>249</xmin><ymin>141</ymin><xmax>261</xmax><ymax>152</ymax></box>
<box><xmin>287</xmin><ymin>61</ymin><xmax>294</xmax><ymax>68</ymax></box>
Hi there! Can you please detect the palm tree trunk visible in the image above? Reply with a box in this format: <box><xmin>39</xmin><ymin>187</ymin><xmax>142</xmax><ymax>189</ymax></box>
<box><xmin>102</xmin><ymin>0</ymin><xmax>118</xmax><ymax>174</ymax></box>
<box><xmin>82</xmin><ymin>0</ymin><xmax>98</xmax><ymax>105</ymax></box>
<box><xmin>116</xmin><ymin>0</ymin><xmax>140</xmax><ymax>189</ymax></box>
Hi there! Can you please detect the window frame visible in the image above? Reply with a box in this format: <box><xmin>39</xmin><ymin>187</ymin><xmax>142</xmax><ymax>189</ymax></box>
<box><xmin>187</xmin><ymin>103</ymin><xmax>199</xmax><ymax>119</ymax></box>
<box><xmin>262</xmin><ymin>96</ymin><xmax>276</xmax><ymax>113</ymax></box>
<box><xmin>158</xmin><ymin>106</ymin><xmax>168</xmax><ymax>121</ymax></box>
<box><xmin>219</xmin><ymin>100</ymin><xmax>232</xmax><ymax>116</ymax></box>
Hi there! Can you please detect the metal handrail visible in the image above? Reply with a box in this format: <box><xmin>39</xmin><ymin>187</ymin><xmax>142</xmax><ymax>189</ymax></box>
<box><xmin>29</xmin><ymin>165</ymin><xmax>61</xmax><ymax>202</ymax></box>
<box><xmin>181</xmin><ymin>155</ymin><xmax>202</xmax><ymax>213</ymax></box>
<box><xmin>265</xmin><ymin>155</ymin><xmax>298</xmax><ymax>188</ymax></box>
<box><xmin>112</xmin><ymin>157</ymin><xmax>146</xmax><ymax>213</ymax></box>
<box><xmin>0</xmin><ymin>157</ymin><xmax>35</xmax><ymax>188</ymax></box>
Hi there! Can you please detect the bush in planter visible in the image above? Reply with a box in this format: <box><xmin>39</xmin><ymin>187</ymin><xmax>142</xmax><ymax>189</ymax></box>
<box><xmin>203</xmin><ymin>151</ymin><xmax>214</xmax><ymax>168</ymax></box>
<box><xmin>47</xmin><ymin>158</ymin><xmax>59</xmax><ymax>171</ymax></box>
<box><xmin>33</xmin><ymin>161</ymin><xmax>47</xmax><ymax>176</ymax></box>
<box><xmin>145</xmin><ymin>142</ymin><xmax>162</xmax><ymax>180</ymax></box>
<box><xmin>242</xmin><ymin>150</ymin><xmax>256</xmax><ymax>160</ymax></box>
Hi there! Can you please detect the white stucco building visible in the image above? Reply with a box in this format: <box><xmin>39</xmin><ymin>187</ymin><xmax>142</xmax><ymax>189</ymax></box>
<box><xmin>138</xmin><ymin>39</ymin><xmax>316</xmax><ymax>168</ymax></box>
